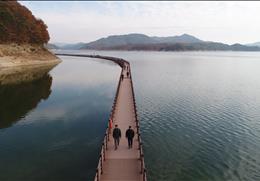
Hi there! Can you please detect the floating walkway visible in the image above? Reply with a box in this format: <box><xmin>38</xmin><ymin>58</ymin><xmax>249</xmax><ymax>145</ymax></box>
<box><xmin>56</xmin><ymin>54</ymin><xmax>147</xmax><ymax>181</ymax></box>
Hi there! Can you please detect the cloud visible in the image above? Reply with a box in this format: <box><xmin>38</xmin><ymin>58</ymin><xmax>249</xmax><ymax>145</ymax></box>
<box><xmin>19</xmin><ymin>1</ymin><xmax>260</xmax><ymax>44</ymax></box>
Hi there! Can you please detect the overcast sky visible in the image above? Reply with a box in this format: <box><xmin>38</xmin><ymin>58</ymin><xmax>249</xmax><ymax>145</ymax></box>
<box><xmin>20</xmin><ymin>1</ymin><xmax>260</xmax><ymax>44</ymax></box>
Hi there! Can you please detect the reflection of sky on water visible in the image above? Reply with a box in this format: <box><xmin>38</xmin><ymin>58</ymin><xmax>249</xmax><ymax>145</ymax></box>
<box><xmin>125</xmin><ymin>51</ymin><xmax>260</xmax><ymax>181</ymax></box>
<box><xmin>0</xmin><ymin>56</ymin><xmax>120</xmax><ymax>181</ymax></box>
<box><xmin>52</xmin><ymin>56</ymin><xmax>119</xmax><ymax>88</ymax></box>
<box><xmin>61</xmin><ymin>50</ymin><xmax>260</xmax><ymax>181</ymax></box>
<box><xmin>1</xmin><ymin>50</ymin><xmax>260</xmax><ymax>181</ymax></box>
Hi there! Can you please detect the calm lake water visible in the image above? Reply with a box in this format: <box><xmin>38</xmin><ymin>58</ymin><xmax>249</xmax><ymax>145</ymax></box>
<box><xmin>1</xmin><ymin>51</ymin><xmax>260</xmax><ymax>181</ymax></box>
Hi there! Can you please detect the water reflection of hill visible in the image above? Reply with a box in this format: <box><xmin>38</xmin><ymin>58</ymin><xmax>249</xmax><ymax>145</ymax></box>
<box><xmin>0</xmin><ymin>74</ymin><xmax>52</xmax><ymax>129</ymax></box>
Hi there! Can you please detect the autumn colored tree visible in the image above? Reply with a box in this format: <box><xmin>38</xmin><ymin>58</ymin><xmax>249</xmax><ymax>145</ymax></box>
<box><xmin>0</xmin><ymin>0</ymin><xmax>50</xmax><ymax>44</ymax></box>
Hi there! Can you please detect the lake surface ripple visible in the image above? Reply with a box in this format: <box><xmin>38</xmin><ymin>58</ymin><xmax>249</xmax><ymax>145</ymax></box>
<box><xmin>1</xmin><ymin>51</ymin><xmax>260</xmax><ymax>181</ymax></box>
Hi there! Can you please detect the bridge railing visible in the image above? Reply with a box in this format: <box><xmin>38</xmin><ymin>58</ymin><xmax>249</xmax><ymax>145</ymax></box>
<box><xmin>94</xmin><ymin>65</ymin><xmax>124</xmax><ymax>181</ymax></box>
<box><xmin>129</xmin><ymin>65</ymin><xmax>147</xmax><ymax>181</ymax></box>
<box><xmin>55</xmin><ymin>54</ymin><xmax>147</xmax><ymax>181</ymax></box>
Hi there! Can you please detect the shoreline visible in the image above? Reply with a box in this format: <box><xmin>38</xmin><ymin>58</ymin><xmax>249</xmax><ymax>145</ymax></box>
<box><xmin>0</xmin><ymin>57</ymin><xmax>61</xmax><ymax>68</ymax></box>
<box><xmin>0</xmin><ymin>44</ymin><xmax>61</xmax><ymax>85</ymax></box>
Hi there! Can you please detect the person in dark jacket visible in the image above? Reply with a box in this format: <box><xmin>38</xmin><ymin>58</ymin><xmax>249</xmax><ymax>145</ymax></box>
<box><xmin>113</xmin><ymin>124</ymin><xmax>121</xmax><ymax>150</ymax></box>
<box><xmin>125</xmin><ymin>126</ymin><xmax>135</xmax><ymax>148</ymax></box>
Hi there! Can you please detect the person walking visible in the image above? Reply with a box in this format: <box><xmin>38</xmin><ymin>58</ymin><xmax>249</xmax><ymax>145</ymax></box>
<box><xmin>125</xmin><ymin>126</ymin><xmax>135</xmax><ymax>149</ymax></box>
<box><xmin>113</xmin><ymin>124</ymin><xmax>121</xmax><ymax>150</ymax></box>
<box><xmin>121</xmin><ymin>74</ymin><xmax>124</xmax><ymax>81</ymax></box>
<box><xmin>109</xmin><ymin>118</ymin><xmax>113</xmax><ymax>134</ymax></box>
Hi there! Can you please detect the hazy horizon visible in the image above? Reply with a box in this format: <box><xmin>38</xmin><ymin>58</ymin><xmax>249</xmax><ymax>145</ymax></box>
<box><xmin>20</xmin><ymin>1</ymin><xmax>260</xmax><ymax>45</ymax></box>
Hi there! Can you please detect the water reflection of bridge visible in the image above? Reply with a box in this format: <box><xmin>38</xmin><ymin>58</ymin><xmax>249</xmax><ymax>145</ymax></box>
<box><xmin>56</xmin><ymin>54</ymin><xmax>147</xmax><ymax>181</ymax></box>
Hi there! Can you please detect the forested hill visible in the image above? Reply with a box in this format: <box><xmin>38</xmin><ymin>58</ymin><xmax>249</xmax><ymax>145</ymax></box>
<box><xmin>0</xmin><ymin>0</ymin><xmax>49</xmax><ymax>44</ymax></box>
<box><xmin>61</xmin><ymin>33</ymin><xmax>260</xmax><ymax>52</ymax></box>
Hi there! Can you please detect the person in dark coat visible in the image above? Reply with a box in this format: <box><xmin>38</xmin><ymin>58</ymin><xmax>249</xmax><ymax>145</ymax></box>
<box><xmin>125</xmin><ymin>126</ymin><xmax>135</xmax><ymax>148</ymax></box>
<box><xmin>113</xmin><ymin>124</ymin><xmax>121</xmax><ymax>150</ymax></box>
<box><xmin>121</xmin><ymin>74</ymin><xmax>124</xmax><ymax>81</ymax></box>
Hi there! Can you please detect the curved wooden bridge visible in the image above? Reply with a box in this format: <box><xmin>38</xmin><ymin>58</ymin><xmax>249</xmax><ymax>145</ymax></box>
<box><xmin>56</xmin><ymin>54</ymin><xmax>147</xmax><ymax>181</ymax></box>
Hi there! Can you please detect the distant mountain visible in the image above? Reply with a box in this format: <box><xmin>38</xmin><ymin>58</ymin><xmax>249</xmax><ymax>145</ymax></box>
<box><xmin>50</xmin><ymin>42</ymin><xmax>68</xmax><ymax>47</ymax></box>
<box><xmin>246</xmin><ymin>42</ymin><xmax>260</xmax><ymax>47</ymax></box>
<box><xmin>84</xmin><ymin>42</ymin><xmax>259</xmax><ymax>51</ymax></box>
<box><xmin>152</xmin><ymin>33</ymin><xmax>203</xmax><ymax>43</ymax></box>
<box><xmin>82</xmin><ymin>33</ymin><xmax>203</xmax><ymax>49</ymax></box>
<box><xmin>59</xmin><ymin>43</ymin><xmax>85</xmax><ymax>50</ymax></box>
<box><xmin>230</xmin><ymin>43</ymin><xmax>260</xmax><ymax>51</ymax></box>
<box><xmin>85</xmin><ymin>34</ymin><xmax>156</xmax><ymax>48</ymax></box>
<box><xmin>50</xmin><ymin>33</ymin><xmax>260</xmax><ymax>52</ymax></box>
<box><xmin>46</xmin><ymin>43</ymin><xmax>59</xmax><ymax>49</ymax></box>
<box><xmin>46</xmin><ymin>42</ymin><xmax>85</xmax><ymax>50</ymax></box>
